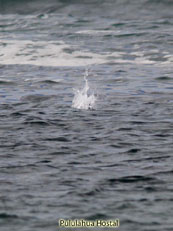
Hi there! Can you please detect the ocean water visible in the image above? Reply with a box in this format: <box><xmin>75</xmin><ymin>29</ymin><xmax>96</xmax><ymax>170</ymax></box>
<box><xmin>0</xmin><ymin>0</ymin><xmax>173</xmax><ymax>230</ymax></box>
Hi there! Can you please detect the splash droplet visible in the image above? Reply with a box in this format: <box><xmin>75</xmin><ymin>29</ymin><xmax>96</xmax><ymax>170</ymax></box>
<box><xmin>72</xmin><ymin>70</ymin><xmax>96</xmax><ymax>110</ymax></box>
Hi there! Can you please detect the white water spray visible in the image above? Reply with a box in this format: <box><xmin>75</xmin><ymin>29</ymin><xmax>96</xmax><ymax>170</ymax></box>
<box><xmin>72</xmin><ymin>70</ymin><xmax>96</xmax><ymax>110</ymax></box>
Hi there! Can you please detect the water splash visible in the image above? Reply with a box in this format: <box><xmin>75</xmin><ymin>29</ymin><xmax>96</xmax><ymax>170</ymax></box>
<box><xmin>72</xmin><ymin>70</ymin><xmax>96</xmax><ymax>110</ymax></box>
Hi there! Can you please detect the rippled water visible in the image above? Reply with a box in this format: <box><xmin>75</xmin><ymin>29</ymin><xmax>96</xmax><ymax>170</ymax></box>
<box><xmin>0</xmin><ymin>0</ymin><xmax>173</xmax><ymax>231</ymax></box>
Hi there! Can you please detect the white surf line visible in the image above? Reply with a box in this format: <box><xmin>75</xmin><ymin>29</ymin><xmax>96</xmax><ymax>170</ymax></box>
<box><xmin>0</xmin><ymin>39</ymin><xmax>106</xmax><ymax>67</ymax></box>
<box><xmin>0</xmin><ymin>39</ymin><xmax>170</xmax><ymax>67</ymax></box>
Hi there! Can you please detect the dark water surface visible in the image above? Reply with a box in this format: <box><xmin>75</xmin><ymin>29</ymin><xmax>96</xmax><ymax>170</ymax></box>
<box><xmin>0</xmin><ymin>0</ymin><xmax>173</xmax><ymax>231</ymax></box>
